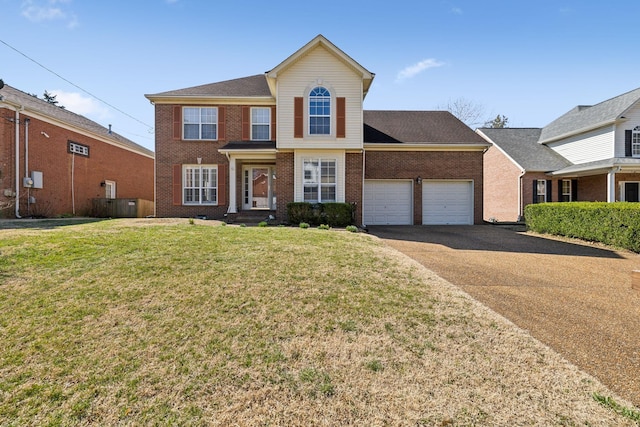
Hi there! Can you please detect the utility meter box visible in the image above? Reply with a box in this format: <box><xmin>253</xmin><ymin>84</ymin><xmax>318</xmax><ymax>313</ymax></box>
<box><xmin>23</xmin><ymin>177</ymin><xmax>33</xmax><ymax>188</ymax></box>
<box><xmin>31</xmin><ymin>171</ymin><xmax>43</xmax><ymax>189</ymax></box>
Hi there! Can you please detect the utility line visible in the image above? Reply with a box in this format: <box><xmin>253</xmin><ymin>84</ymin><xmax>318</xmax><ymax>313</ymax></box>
<box><xmin>0</xmin><ymin>38</ymin><xmax>154</xmax><ymax>131</ymax></box>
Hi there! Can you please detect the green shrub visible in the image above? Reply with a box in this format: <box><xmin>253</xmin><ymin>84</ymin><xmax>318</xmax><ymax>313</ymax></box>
<box><xmin>258</xmin><ymin>221</ymin><xmax>268</xmax><ymax>227</ymax></box>
<box><xmin>318</xmin><ymin>224</ymin><xmax>330</xmax><ymax>230</ymax></box>
<box><xmin>322</xmin><ymin>203</ymin><xmax>354</xmax><ymax>227</ymax></box>
<box><xmin>287</xmin><ymin>202</ymin><xmax>354</xmax><ymax>227</ymax></box>
<box><xmin>524</xmin><ymin>202</ymin><xmax>640</xmax><ymax>252</ymax></box>
<box><xmin>299</xmin><ymin>222</ymin><xmax>310</xmax><ymax>229</ymax></box>
<box><xmin>345</xmin><ymin>225</ymin><xmax>358</xmax><ymax>233</ymax></box>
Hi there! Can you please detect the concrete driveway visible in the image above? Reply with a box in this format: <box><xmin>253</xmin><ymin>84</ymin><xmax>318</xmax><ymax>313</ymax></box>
<box><xmin>368</xmin><ymin>225</ymin><xmax>640</xmax><ymax>407</ymax></box>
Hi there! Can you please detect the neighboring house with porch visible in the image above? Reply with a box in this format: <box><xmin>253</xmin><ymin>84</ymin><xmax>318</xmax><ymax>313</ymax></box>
<box><xmin>479</xmin><ymin>87</ymin><xmax>640</xmax><ymax>222</ymax></box>
<box><xmin>0</xmin><ymin>82</ymin><xmax>155</xmax><ymax>218</ymax></box>
<box><xmin>146</xmin><ymin>35</ymin><xmax>488</xmax><ymax>226</ymax></box>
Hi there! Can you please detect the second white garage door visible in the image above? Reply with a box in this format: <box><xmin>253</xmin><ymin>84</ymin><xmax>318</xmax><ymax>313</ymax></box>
<box><xmin>363</xmin><ymin>180</ymin><xmax>413</xmax><ymax>225</ymax></box>
<box><xmin>423</xmin><ymin>181</ymin><xmax>473</xmax><ymax>225</ymax></box>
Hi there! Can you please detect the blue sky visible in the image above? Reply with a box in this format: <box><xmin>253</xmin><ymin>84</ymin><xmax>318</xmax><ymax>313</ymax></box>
<box><xmin>2</xmin><ymin>0</ymin><xmax>640</xmax><ymax>151</ymax></box>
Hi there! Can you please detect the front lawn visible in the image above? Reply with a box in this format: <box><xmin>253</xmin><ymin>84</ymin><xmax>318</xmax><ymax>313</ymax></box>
<box><xmin>0</xmin><ymin>219</ymin><xmax>635</xmax><ymax>425</ymax></box>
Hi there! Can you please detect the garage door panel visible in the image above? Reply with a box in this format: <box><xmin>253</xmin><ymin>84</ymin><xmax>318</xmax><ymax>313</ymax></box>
<box><xmin>364</xmin><ymin>180</ymin><xmax>412</xmax><ymax>225</ymax></box>
<box><xmin>423</xmin><ymin>181</ymin><xmax>473</xmax><ymax>225</ymax></box>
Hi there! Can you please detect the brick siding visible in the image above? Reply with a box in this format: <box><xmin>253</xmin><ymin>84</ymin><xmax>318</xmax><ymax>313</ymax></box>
<box><xmin>0</xmin><ymin>108</ymin><xmax>154</xmax><ymax>218</ymax></box>
<box><xmin>366</xmin><ymin>150</ymin><xmax>484</xmax><ymax>224</ymax></box>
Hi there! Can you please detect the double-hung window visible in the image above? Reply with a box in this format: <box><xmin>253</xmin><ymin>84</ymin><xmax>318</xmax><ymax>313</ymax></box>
<box><xmin>303</xmin><ymin>159</ymin><xmax>336</xmax><ymax>203</ymax></box>
<box><xmin>561</xmin><ymin>179</ymin><xmax>572</xmax><ymax>202</ymax></box>
<box><xmin>536</xmin><ymin>179</ymin><xmax>547</xmax><ymax>203</ymax></box>
<box><xmin>309</xmin><ymin>87</ymin><xmax>331</xmax><ymax>135</ymax></box>
<box><xmin>633</xmin><ymin>126</ymin><xmax>640</xmax><ymax>157</ymax></box>
<box><xmin>183</xmin><ymin>165</ymin><xmax>217</xmax><ymax>205</ymax></box>
<box><xmin>183</xmin><ymin>107</ymin><xmax>217</xmax><ymax>140</ymax></box>
<box><xmin>251</xmin><ymin>107</ymin><xmax>270</xmax><ymax>140</ymax></box>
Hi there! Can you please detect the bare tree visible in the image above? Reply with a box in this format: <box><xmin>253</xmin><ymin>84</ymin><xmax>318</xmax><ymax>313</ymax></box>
<box><xmin>438</xmin><ymin>97</ymin><xmax>485</xmax><ymax>128</ymax></box>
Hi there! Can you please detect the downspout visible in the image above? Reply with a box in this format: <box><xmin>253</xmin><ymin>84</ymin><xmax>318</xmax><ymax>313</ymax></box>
<box><xmin>14</xmin><ymin>106</ymin><xmax>23</xmax><ymax>218</ymax></box>
<box><xmin>517</xmin><ymin>170</ymin><xmax>525</xmax><ymax>222</ymax></box>
<box><xmin>24</xmin><ymin>118</ymin><xmax>30</xmax><ymax>215</ymax></box>
<box><xmin>361</xmin><ymin>148</ymin><xmax>366</xmax><ymax>227</ymax></box>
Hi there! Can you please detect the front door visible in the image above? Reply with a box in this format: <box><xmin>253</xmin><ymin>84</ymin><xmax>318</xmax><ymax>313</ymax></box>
<box><xmin>243</xmin><ymin>166</ymin><xmax>276</xmax><ymax>210</ymax></box>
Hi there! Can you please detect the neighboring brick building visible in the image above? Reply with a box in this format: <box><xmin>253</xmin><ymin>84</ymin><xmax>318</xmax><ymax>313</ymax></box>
<box><xmin>146</xmin><ymin>35</ymin><xmax>488</xmax><ymax>225</ymax></box>
<box><xmin>0</xmin><ymin>83</ymin><xmax>154</xmax><ymax>219</ymax></box>
<box><xmin>479</xmin><ymin>87</ymin><xmax>640</xmax><ymax>222</ymax></box>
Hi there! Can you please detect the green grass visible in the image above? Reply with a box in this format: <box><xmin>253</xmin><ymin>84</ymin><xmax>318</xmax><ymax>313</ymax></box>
<box><xmin>0</xmin><ymin>220</ymin><xmax>435</xmax><ymax>425</ymax></box>
<box><xmin>1</xmin><ymin>219</ymin><xmax>637</xmax><ymax>426</ymax></box>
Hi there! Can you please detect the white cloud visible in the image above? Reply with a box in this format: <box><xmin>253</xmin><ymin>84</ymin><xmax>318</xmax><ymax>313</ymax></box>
<box><xmin>50</xmin><ymin>90</ymin><xmax>111</xmax><ymax>120</ymax></box>
<box><xmin>21</xmin><ymin>0</ymin><xmax>78</xmax><ymax>28</ymax></box>
<box><xmin>451</xmin><ymin>7</ymin><xmax>463</xmax><ymax>15</ymax></box>
<box><xmin>395</xmin><ymin>58</ymin><xmax>445</xmax><ymax>82</ymax></box>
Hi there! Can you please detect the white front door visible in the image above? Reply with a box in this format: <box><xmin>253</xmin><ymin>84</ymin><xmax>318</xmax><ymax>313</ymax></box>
<box><xmin>243</xmin><ymin>166</ymin><xmax>275</xmax><ymax>210</ymax></box>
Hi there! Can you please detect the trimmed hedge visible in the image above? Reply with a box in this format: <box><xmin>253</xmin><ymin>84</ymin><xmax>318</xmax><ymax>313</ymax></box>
<box><xmin>524</xmin><ymin>202</ymin><xmax>640</xmax><ymax>252</ymax></box>
<box><xmin>287</xmin><ymin>202</ymin><xmax>354</xmax><ymax>227</ymax></box>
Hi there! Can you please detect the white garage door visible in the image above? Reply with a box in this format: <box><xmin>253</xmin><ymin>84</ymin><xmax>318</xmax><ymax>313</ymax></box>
<box><xmin>364</xmin><ymin>180</ymin><xmax>413</xmax><ymax>225</ymax></box>
<box><xmin>423</xmin><ymin>181</ymin><xmax>473</xmax><ymax>225</ymax></box>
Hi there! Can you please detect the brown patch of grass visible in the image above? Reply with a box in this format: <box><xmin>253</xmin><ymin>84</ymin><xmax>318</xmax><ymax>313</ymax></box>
<box><xmin>0</xmin><ymin>219</ymin><xmax>637</xmax><ymax>425</ymax></box>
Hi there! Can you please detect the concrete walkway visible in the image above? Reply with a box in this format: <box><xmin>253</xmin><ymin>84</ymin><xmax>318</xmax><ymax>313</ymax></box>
<box><xmin>368</xmin><ymin>225</ymin><xmax>640</xmax><ymax>407</ymax></box>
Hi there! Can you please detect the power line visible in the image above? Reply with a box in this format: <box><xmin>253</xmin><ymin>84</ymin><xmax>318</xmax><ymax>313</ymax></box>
<box><xmin>0</xmin><ymin>38</ymin><xmax>154</xmax><ymax>131</ymax></box>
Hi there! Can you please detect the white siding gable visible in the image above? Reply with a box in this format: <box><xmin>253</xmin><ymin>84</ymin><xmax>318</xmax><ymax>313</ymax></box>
<box><xmin>615</xmin><ymin>104</ymin><xmax>640</xmax><ymax>157</ymax></box>
<box><xmin>275</xmin><ymin>45</ymin><xmax>363</xmax><ymax>150</ymax></box>
<box><xmin>547</xmin><ymin>125</ymin><xmax>614</xmax><ymax>164</ymax></box>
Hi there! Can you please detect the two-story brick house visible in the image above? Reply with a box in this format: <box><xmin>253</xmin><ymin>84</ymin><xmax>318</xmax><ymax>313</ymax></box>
<box><xmin>480</xmin><ymin>87</ymin><xmax>640</xmax><ymax>222</ymax></box>
<box><xmin>146</xmin><ymin>35</ymin><xmax>489</xmax><ymax>225</ymax></box>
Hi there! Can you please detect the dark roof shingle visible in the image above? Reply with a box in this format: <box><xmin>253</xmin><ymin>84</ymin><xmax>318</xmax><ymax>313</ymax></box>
<box><xmin>364</xmin><ymin>110</ymin><xmax>487</xmax><ymax>144</ymax></box>
<box><xmin>147</xmin><ymin>74</ymin><xmax>271</xmax><ymax>98</ymax></box>
<box><xmin>0</xmin><ymin>85</ymin><xmax>153</xmax><ymax>157</ymax></box>
<box><xmin>478</xmin><ymin>127</ymin><xmax>571</xmax><ymax>171</ymax></box>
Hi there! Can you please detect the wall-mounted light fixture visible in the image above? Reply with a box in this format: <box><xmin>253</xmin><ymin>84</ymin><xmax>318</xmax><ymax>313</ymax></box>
<box><xmin>416</xmin><ymin>176</ymin><xmax>422</xmax><ymax>185</ymax></box>
<box><xmin>100</xmin><ymin>181</ymin><xmax>106</xmax><ymax>187</ymax></box>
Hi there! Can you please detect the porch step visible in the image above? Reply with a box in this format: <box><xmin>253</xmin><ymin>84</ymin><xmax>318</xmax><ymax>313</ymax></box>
<box><xmin>226</xmin><ymin>211</ymin><xmax>276</xmax><ymax>225</ymax></box>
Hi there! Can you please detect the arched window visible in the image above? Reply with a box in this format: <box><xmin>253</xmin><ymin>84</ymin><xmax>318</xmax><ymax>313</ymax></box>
<box><xmin>633</xmin><ymin>126</ymin><xmax>640</xmax><ymax>157</ymax></box>
<box><xmin>309</xmin><ymin>87</ymin><xmax>331</xmax><ymax>135</ymax></box>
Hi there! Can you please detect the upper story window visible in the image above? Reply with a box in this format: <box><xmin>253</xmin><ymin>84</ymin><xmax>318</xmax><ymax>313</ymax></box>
<box><xmin>184</xmin><ymin>107</ymin><xmax>217</xmax><ymax>140</ymax></box>
<box><xmin>251</xmin><ymin>107</ymin><xmax>270</xmax><ymax>141</ymax></box>
<box><xmin>633</xmin><ymin>126</ymin><xmax>640</xmax><ymax>157</ymax></box>
<box><xmin>68</xmin><ymin>141</ymin><xmax>89</xmax><ymax>157</ymax></box>
<box><xmin>309</xmin><ymin>87</ymin><xmax>331</xmax><ymax>135</ymax></box>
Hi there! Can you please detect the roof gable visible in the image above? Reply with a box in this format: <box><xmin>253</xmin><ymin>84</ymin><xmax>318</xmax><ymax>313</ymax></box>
<box><xmin>478</xmin><ymin>127</ymin><xmax>571</xmax><ymax>171</ymax></box>
<box><xmin>364</xmin><ymin>111</ymin><xmax>487</xmax><ymax>144</ymax></box>
<box><xmin>539</xmin><ymin>87</ymin><xmax>640</xmax><ymax>143</ymax></box>
<box><xmin>266</xmin><ymin>35</ymin><xmax>374</xmax><ymax>98</ymax></box>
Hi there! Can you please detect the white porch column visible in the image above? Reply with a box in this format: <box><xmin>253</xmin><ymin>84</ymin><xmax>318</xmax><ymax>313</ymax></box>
<box><xmin>227</xmin><ymin>156</ymin><xmax>237</xmax><ymax>213</ymax></box>
<box><xmin>607</xmin><ymin>169</ymin><xmax>617</xmax><ymax>202</ymax></box>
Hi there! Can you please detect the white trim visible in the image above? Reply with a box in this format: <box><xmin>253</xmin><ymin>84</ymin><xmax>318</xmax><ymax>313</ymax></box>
<box><xmin>364</xmin><ymin>143</ymin><xmax>488</xmax><ymax>152</ymax></box>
